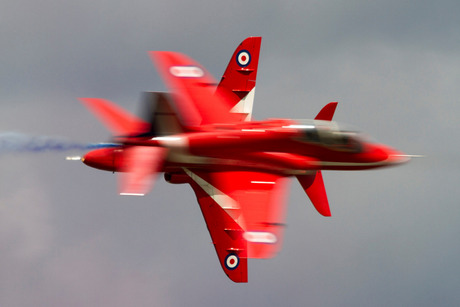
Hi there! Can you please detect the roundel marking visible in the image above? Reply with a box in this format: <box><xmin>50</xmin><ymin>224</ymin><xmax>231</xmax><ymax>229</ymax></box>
<box><xmin>236</xmin><ymin>50</ymin><xmax>251</xmax><ymax>67</ymax></box>
<box><xmin>225</xmin><ymin>253</ymin><xmax>239</xmax><ymax>270</ymax></box>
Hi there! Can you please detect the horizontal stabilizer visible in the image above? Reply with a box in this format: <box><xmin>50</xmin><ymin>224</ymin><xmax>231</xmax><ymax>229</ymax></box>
<box><xmin>297</xmin><ymin>171</ymin><xmax>331</xmax><ymax>217</ymax></box>
<box><xmin>119</xmin><ymin>146</ymin><xmax>167</xmax><ymax>196</ymax></box>
<box><xmin>80</xmin><ymin>98</ymin><xmax>149</xmax><ymax>136</ymax></box>
<box><xmin>315</xmin><ymin>102</ymin><xmax>338</xmax><ymax>121</ymax></box>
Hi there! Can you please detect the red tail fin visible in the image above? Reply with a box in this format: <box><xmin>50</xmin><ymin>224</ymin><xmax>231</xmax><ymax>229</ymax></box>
<box><xmin>80</xmin><ymin>98</ymin><xmax>149</xmax><ymax>136</ymax></box>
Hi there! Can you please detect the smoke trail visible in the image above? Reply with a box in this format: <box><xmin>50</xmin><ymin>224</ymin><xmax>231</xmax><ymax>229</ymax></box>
<box><xmin>0</xmin><ymin>132</ymin><xmax>119</xmax><ymax>155</ymax></box>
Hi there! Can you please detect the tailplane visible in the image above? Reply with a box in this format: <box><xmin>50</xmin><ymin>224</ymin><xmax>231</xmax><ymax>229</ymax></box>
<box><xmin>297</xmin><ymin>172</ymin><xmax>331</xmax><ymax>216</ymax></box>
<box><xmin>315</xmin><ymin>102</ymin><xmax>338</xmax><ymax>121</ymax></box>
<box><xmin>296</xmin><ymin>101</ymin><xmax>339</xmax><ymax>216</ymax></box>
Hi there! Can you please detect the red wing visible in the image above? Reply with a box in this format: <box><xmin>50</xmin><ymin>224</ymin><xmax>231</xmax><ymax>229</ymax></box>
<box><xmin>215</xmin><ymin>37</ymin><xmax>262</xmax><ymax>121</ymax></box>
<box><xmin>217</xmin><ymin>171</ymin><xmax>289</xmax><ymax>258</ymax></box>
<box><xmin>187</xmin><ymin>172</ymin><xmax>248</xmax><ymax>283</ymax></box>
<box><xmin>185</xmin><ymin>169</ymin><xmax>289</xmax><ymax>282</ymax></box>
<box><xmin>150</xmin><ymin>51</ymin><xmax>239</xmax><ymax>127</ymax></box>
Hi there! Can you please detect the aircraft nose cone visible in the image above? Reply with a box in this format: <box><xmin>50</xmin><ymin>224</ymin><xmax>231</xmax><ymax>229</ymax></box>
<box><xmin>361</xmin><ymin>144</ymin><xmax>411</xmax><ymax>168</ymax></box>
<box><xmin>387</xmin><ymin>150</ymin><xmax>411</xmax><ymax>165</ymax></box>
<box><xmin>380</xmin><ymin>146</ymin><xmax>411</xmax><ymax>166</ymax></box>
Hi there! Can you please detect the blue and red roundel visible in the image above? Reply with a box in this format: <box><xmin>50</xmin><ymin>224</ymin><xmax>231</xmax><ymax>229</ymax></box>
<box><xmin>224</xmin><ymin>253</ymin><xmax>240</xmax><ymax>270</ymax></box>
<box><xmin>236</xmin><ymin>50</ymin><xmax>251</xmax><ymax>67</ymax></box>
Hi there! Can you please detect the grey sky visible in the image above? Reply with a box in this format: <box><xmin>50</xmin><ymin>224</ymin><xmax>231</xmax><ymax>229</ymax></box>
<box><xmin>1</xmin><ymin>0</ymin><xmax>459</xmax><ymax>306</ymax></box>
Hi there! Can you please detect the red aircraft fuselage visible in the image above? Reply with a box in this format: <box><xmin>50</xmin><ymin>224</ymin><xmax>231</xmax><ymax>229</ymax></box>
<box><xmin>82</xmin><ymin>118</ymin><xmax>408</xmax><ymax>176</ymax></box>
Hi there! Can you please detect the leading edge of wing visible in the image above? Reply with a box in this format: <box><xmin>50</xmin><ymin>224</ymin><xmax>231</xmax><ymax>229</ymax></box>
<box><xmin>150</xmin><ymin>51</ymin><xmax>239</xmax><ymax>127</ymax></box>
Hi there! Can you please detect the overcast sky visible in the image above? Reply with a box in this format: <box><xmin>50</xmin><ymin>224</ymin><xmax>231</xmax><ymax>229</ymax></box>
<box><xmin>1</xmin><ymin>0</ymin><xmax>459</xmax><ymax>306</ymax></box>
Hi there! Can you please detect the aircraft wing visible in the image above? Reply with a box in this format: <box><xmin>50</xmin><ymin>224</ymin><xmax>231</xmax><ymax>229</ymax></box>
<box><xmin>150</xmin><ymin>51</ymin><xmax>239</xmax><ymax>127</ymax></box>
<box><xmin>215</xmin><ymin>36</ymin><xmax>262</xmax><ymax>121</ymax></box>
<box><xmin>184</xmin><ymin>169</ymin><xmax>290</xmax><ymax>282</ymax></box>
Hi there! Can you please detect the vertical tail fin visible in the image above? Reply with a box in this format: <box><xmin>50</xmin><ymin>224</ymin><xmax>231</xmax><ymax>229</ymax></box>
<box><xmin>141</xmin><ymin>92</ymin><xmax>185</xmax><ymax>136</ymax></box>
<box><xmin>79</xmin><ymin>98</ymin><xmax>149</xmax><ymax>136</ymax></box>
<box><xmin>215</xmin><ymin>37</ymin><xmax>262</xmax><ymax>121</ymax></box>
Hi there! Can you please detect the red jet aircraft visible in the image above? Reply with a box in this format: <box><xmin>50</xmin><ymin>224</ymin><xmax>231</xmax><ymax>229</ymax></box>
<box><xmin>79</xmin><ymin>37</ymin><xmax>409</xmax><ymax>282</ymax></box>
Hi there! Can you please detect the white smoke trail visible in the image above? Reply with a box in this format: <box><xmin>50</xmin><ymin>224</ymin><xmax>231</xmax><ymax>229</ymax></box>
<box><xmin>0</xmin><ymin>132</ymin><xmax>118</xmax><ymax>155</ymax></box>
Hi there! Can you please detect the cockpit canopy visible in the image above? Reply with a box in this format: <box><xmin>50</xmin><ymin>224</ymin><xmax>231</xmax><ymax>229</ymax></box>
<box><xmin>287</xmin><ymin>120</ymin><xmax>366</xmax><ymax>152</ymax></box>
